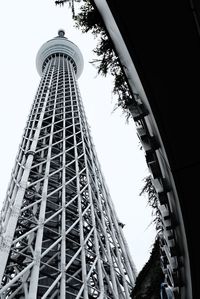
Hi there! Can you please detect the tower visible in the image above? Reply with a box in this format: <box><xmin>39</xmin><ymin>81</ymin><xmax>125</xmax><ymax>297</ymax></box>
<box><xmin>0</xmin><ymin>30</ymin><xmax>136</xmax><ymax>298</ymax></box>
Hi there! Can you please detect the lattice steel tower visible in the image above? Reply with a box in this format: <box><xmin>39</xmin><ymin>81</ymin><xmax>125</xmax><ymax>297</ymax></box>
<box><xmin>0</xmin><ymin>30</ymin><xmax>136</xmax><ymax>299</ymax></box>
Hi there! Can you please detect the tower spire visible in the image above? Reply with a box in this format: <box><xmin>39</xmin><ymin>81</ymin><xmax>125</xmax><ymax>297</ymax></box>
<box><xmin>58</xmin><ymin>28</ymin><xmax>65</xmax><ymax>37</ymax></box>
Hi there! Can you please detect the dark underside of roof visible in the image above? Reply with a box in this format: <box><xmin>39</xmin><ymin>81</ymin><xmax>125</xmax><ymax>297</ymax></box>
<box><xmin>106</xmin><ymin>0</ymin><xmax>200</xmax><ymax>297</ymax></box>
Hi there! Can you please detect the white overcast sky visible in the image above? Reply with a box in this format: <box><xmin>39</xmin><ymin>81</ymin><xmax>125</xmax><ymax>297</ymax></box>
<box><xmin>0</xmin><ymin>0</ymin><xmax>156</xmax><ymax>273</ymax></box>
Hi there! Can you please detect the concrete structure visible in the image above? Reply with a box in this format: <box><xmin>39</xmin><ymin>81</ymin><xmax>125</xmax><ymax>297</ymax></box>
<box><xmin>0</xmin><ymin>30</ymin><xmax>136</xmax><ymax>298</ymax></box>
<box><xmin>93</xmin><ymin>0</ymin><xmax>200</xmax><ymax>298</ymax></box>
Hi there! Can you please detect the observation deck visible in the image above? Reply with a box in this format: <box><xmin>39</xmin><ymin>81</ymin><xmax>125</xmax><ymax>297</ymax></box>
<box><xmin>36</xmin><ymin>29</ymin><xmax>84</xmax><ymax>78</ymax></box>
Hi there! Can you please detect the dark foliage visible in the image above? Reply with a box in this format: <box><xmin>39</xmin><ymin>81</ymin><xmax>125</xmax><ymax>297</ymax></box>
<box><xmin>139</xmin><ymin>175</ymin><xmax>162</xmax><ymax>232</ymax></box>
<box><xmin>131</xmin><ymin>237</ymin><xmax>164</xmax><ymax>299</ymax></box>
<box><xmin>73</xmin><ymin>0</ymin><xmax>103</xmax><ymax>36</ymax></box>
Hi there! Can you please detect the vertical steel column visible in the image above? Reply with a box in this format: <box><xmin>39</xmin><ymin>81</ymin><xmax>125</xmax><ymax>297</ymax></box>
<box><xmin>28</xmin><ymin>59</ymin><xmax>56</xmax><ymax>298</ymax></box>
<box><xmin>60</xmin><ymin>55</ymin><xmax>66</xmax><ymax>299</ymax></box>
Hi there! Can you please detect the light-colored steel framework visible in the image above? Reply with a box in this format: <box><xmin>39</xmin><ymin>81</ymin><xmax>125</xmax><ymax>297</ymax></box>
<box><xmin>0</xmin><ymin>30</ymin><xmax>136</xmax><ymax>299</ymax></box>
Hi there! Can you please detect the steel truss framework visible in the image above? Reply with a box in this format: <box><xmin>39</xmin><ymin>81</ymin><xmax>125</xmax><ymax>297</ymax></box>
<box><xmin>0</xmin><ymin>36</ymin><xmax>136</xmax><ymax>299</ymax></box>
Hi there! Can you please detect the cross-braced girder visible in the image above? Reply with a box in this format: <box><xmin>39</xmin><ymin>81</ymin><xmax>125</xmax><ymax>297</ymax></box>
<box><xmin>0</xmin><ymin>50</ymin><xmax>136</xmax><ymax>298</ymax></box>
